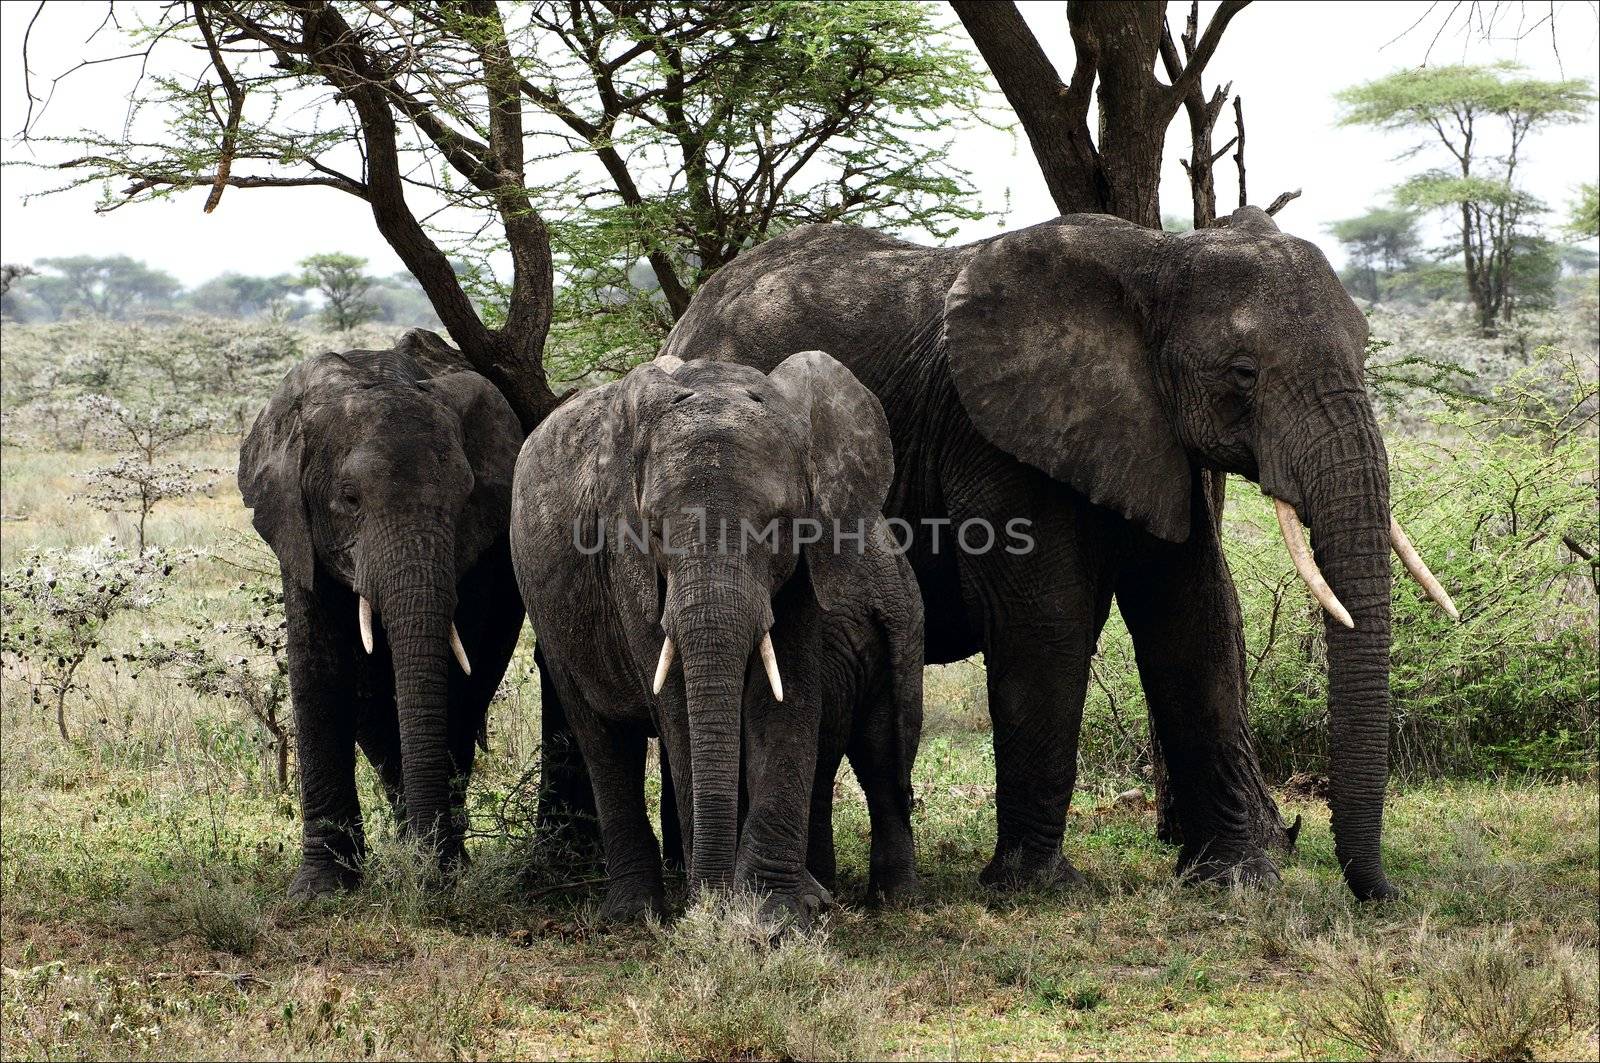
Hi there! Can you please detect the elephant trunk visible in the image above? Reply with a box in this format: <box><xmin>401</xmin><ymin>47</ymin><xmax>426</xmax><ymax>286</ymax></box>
<box><xmin>368</xmin><ymin>522</ymin><xmax>461</xmax><ymax>863</ymax></box>
<box><xmin>1297</xmin><ymin>405</ymin><xmax>1397</xmax><ymax>901</ymax></box>
<box><xmin>664</xmin><ymin>555</ymin><xmax>771</xmax><ymax>892</ymax></box>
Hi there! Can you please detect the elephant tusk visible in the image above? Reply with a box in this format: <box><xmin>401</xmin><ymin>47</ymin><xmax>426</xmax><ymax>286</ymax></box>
<box><xmin>358</xmin><ymin>596</ymin><xmax>375</xmax><ymax>654</ymax></box>
<box><xmin>450</xmin><ymin>623</ymin><xmax>473</xmax><ymax>676</ymax></box>
<box><xmin>1274</xmin><ymin>499</ymin><xmax>1355</xmax><ymax>630</ymax></box>
<box><xmin>758</xmin><ymin>631</ymin><xmax>784</xmax><ymax>703</ymax></box>
<box><xmin>1390</xmin><ymin>516</ymin><xmax>1460</xmax><ymax>621</ymax></box>
<box><xmin>652</xmin><ymin>636</ymin><xmax>676</xmax><ymax>695</ymax></box>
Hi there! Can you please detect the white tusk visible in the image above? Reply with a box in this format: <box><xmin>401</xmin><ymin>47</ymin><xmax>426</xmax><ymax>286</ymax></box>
<box><xmin>359</xmin><ymin>596</ymin><xmax>375</xmax><ymax>654</ymax></box>
<box><xmin>450</xmin><ymin>623</ymin><xmax>473</xmax><ymax>675</ymax></box>
<box><xmin>1390</xmin><ymin>517</ymin><xmax>1460</xmax><ymax>621</ymax></box>
<box><xmin>652</xmin><ymin>636</ymin><xmax>676</xmax><ymax>695</ymax></box>
<box><xmin>758</xmin><ymin>631</ymin><xmax>784</xmax><ymax>703</ymax></box>
<box><xmin>1274</xmin><ymin>499</ymin><xmax>1356</xmax><ymax>630</ymax></box>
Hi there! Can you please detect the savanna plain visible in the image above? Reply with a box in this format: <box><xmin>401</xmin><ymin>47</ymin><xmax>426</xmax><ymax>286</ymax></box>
<box><xmin>1</xmin><ymin>306</ymin><xmax>1597</xmax><ymax>1060</ymax></box>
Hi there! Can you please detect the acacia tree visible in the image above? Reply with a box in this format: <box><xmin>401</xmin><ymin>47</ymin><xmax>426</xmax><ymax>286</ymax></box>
<box><xmin>1328</xmin><ymin>207</ymin><xmax>1422</xmax><ymax>302</ymax></box>
<box><xmin>24</xmin><ymin>1</ymin><xmax>990</xmax><ymax>420</ymax></box>
<box><xmin>1338</xmin><ymin>64</ymin><xmax>1595</xmax><ymax>331</ymax></box>
<box><xmin>299</xmin><ymin>253</ymin><xmax>377</xmax><ymax>332</ymax></box>
<box><xmin>25</xmin><ymin>255</ymin><xmax>180</xmax><ymax>319</ymax></box>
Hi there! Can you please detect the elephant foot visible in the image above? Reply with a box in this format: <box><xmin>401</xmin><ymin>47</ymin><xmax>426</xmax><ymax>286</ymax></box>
<box><xmin>755</xmin><ymin>872</ymin><xmax>834</xmax><ymax>932</ymax></box>
<box><xmin>599</xmin><ymin>877</ymin><xmax>666</xmax><ymax>923</ymax></box>
<box><xmin>1177</xmin><ymin>846</ymin><xmax>1281</xmax><ymax>889</ymax></box>
<box><xmin>980</xmin><ymin>848</ymin><xmax>1087</xmax><ymax>892</ymax></box>
<box><xmin>288</xmin><ymin>858</ymin><xmax>361</xmax><ymax>899</ymax></box>
<box><xmin>867</xmin><ymin>866</ymin><xmax>922</xmax><ymax>909</ymax></box>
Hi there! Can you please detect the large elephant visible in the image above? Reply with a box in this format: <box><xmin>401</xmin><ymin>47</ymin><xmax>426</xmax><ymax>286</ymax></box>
<box><xmin>663</xmin><ymin>209</ymin><xmax>1457</xmax><ymax>900</ymax></box>
<box><xmin>510</xmin><ymin>353</ymin><xmax>923</xmax><ymax>922</ymax></box>
<box><xmin>239</xmin><ymin>330</ymin><xmax>526</xmax><ymax>896</ymax></box>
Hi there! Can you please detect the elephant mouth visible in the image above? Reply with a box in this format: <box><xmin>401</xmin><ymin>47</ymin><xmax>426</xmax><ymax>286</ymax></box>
<box><xmin>652</xmin><ymin>626</ymin><xmax>783</xmax><ymax>702</ymax></box>
<box><xmin>357</xmin><ymin>593</ymin><xmax>474</xmax><ymax>674</ymax></box>
<box><xmin>1269</xmin><ymin>498</ymin><xmax>1459</xmax><ymax>627</ymax></box>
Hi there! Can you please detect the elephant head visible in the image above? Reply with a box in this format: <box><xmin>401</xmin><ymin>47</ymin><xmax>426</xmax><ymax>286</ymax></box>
<box><xmin>943</xmin><ymin>208</ymin><xmax>1457</xmax><ymax>900</ymax></box>
<box><xmin>239</xmin><ymin>347</ymin><xmax>521</xmax><ymax>854</ymax></box>
<box><xmin>584</xmin><ymin>351</ymin><xmax>901</xmax><ymax>890</ymax></box>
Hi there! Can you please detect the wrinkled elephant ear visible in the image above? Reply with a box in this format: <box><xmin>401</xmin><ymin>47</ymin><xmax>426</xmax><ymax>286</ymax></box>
<box><xmin>943</xmin><ymin>219</ymin><xmax>1191</xmax><ymax>543</ymax></box>
<box><xmin>767</xmin><ymin>349</ymin><xmax>895</xmax><ymax>612</ymax></box>
<box><xmin>592</xmin><ymin>360</ymin><xmax>684</xmax><ymax>624</ymax></box>
<box><xmin>423</xmin><ymin>370</ymin><xmax>525</xmax><ymax>569</ymax></box>
<box><xmin>239</xmin><ymin>362</ymin><xmax>316</xmax><ymax>589</ymax></box>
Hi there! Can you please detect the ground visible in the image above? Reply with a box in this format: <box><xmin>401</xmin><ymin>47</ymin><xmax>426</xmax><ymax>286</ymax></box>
<box><xmin>2</xmin><ymin>443</ymin><xmax>1597</xmax><ymax>1062</ymax></box>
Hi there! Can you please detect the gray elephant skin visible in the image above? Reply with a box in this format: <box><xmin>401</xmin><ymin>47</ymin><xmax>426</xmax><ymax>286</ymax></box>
<box><xmin>240</xmin><ymin>329</ymin><xmax>526</xmax><ymax>896</ymax></box>
<box><xmin>510</xmin><ymin>352</ymin><xmax>924</xmax><ymax>922</ymax></box>
<box><xmin>664</xmin><ymin>209</ymin><xmax>1459</xmax><ymax>901</ymax></box>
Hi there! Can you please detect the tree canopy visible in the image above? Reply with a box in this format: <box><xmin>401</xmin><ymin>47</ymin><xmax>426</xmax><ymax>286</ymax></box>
<box><xmin>1338</xmin><ymin>63</ymin><xmax>1595</xmax><ymax>330</ymax></box>
<box><xmin>21</xmin><ymin>1</ymin><xmax>994</xmax><ymax>414</ymax></box>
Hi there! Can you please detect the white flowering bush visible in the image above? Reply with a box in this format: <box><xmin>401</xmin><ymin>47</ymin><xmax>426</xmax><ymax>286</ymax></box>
<box><xmin>0</xmin><ymin>541</ymin><xmax>186</xmax><ymax>742</ymax></box>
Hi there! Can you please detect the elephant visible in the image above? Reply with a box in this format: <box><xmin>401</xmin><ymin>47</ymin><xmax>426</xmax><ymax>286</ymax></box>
<box><xmin>510</xmin><ymin>352</ymin><xmax>924</xmax><ymax>923</ymax></box>
<box><xmin>239</xmin><ymin>329</ymin><xmax>527</xmax><ymax>896</ymax></box>
<box><xmin>661</xmin><ymin>208</ymin><xmax>1458</xmax><ymax>901</ymax></box>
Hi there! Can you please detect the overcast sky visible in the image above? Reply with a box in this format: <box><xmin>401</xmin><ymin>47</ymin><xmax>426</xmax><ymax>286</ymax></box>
<box><xmin>2</xmin><ymin>1</ymin><xmax>1596</xmax><ymax>286</ymax></box>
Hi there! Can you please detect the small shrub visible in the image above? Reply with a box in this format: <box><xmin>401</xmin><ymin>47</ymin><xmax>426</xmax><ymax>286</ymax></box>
<box><xmin>0</xmin><ymin>541</ymin><xmax>184</xmax><ymax>741</ymax></box>
<box><xmin>629</xmin><ymin>894</ymin><xmax>885</xmax><ymax>1061</ymax></box>
<box><xmin>1302</xmin><ymin>931</ymin><xmax>1413</xmax><ymax>1060</ymax></box>
<box><xmin>1422</xmin><ymin>928</ymin><xmax>1589</xmax><ymax>1061</ymax></box>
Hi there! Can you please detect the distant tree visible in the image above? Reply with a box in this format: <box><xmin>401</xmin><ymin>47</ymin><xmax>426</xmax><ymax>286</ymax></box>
<box><xmin>1327</xmin><ymin>207</ymin><xmax>1421</xmax><ymax>302</ymax></box>
<box><xmin>1338</xmin><ymin>64</ymin><xmax>1595</xmax><ymax>331</ymax></box>
<box><xmin>1567</xmin><ymin>183</ymin><xmax>1599</xmax><ymax>239</ymax></box>
<box><xmin>187</xmin><ymin>272</ymin><xmax>306</xmax><ymax>318</ymax></box>
<box><xmin>1</xmin><ymin>264</ymin><xmax>34</xmax><ymax>294</ymax></box>
<box><xmin>367</xmin><ymin>273</ymin><xmax>443</xmax><ymax>329</ymax></box>
<box><xmin>299</xmin><ymin>254</ymin><xmax>377</xmax><ymax>333</ymax></box>
<box><xmin>25</xmin><ymin>255</ymin><xmax>179</xmax><ymax>319</ymax></box>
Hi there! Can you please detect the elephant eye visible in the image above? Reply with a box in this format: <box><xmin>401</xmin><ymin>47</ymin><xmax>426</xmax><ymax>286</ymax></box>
<box><xmin>747</xmin><ymin>390</ymin><xmax>764</xmax><ymax>404</ymax></box>
<box><xmin>1229</xmin><ymin>360</ymin><xmax>1258</xmax><ymax>391</ymax></box>
<box><xmin>338</xmin><ymin>489</ymin><xmax>360</xmax><ymax>513</ymax></box>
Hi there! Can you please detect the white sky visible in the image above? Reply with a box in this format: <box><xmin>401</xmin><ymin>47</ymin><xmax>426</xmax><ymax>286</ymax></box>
<box><xmin>1</xmin><ymin>1</ymin><xmax>1596</xmax><ymax>286</ymax></box>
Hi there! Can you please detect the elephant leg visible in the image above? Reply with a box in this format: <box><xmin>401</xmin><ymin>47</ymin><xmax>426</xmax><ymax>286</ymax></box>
<box><xmin>738</xmin><ymin>610</ymin><xmax>829</xmax><ymax>926</ymax></box>
<box><xmin>849</xmin><ymin>677</ymin><xmax>919</xmax><ymax>907</ymax></box>
<box><xmin>561</xmin><ymin>698</ymin><xmax>664</xmax><ymax>921</ymax></box>
<box><xmin>658</xmin><ymin>750</ymin><xmax>684</xmax><ymax>872</ymax></box>
<box><xmin>535</xmin><ymin>641</ymin><xmax>601</xmax><ymax>859</ymax></box>
<box><xmin>806</xmin><ymin>741</ymin><xmax>844</xmax><ymax>893</ymax></box>
<box><xmin>284</xmin><ymin>574</ymin><xmax>366</xmax><ymax>897</ymax></box>
<box><xmin>1115</xmin><ymin>487</ymin><xmax>1296</xmax><ymax>885</ymax></box>
<box><xmin>977</xmin><ymin>623</ymin><xmax>1096</xmax><ymax>890</ymax></box>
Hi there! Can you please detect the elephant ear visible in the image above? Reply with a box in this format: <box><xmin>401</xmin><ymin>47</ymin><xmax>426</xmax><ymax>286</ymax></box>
<box><xmin>239</xmin><ymin>361</ymin><xmax>317</xmax><ymax>589</ymax></box>
<box><xmin>592</xmin><ymin>361</ymin><xmax>684</xmax><ymax>625</ymax></box>
<box><xmin>944</xmin><ymin>219</ymin><xmax>1191</xmax><ymax>542</ymax></box>
<box><xmin>423</xmin><ymin>370</ymin><xmax>524</xmax><ymax>569</ymax></box>
<box><xmin>767</xmin><ymin>350</ymin><xmax>894</xmax><ymax>612</ymax></box>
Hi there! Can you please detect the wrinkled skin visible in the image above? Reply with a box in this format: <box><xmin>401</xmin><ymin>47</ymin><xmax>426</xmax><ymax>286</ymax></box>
<box><xmin>665</xmin><ymin>209</ymin><xmax>1402</xmax><ymax>901</ymax></box>
<box><xmin>240</xmin><ymin>330</ymin><xmax>525</xmax><ymax>897</ymax></box>
<box><xmin>511</xmin><ymin>353</ymin><xmax>923</xmax><ymax>924</ymax></box>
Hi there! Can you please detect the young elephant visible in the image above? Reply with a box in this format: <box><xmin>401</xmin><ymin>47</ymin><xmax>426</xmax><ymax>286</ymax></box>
<box><xmin>510</xmin><ymin>352</ymin><xmax>923</xmax><ymax>923</ymax></box>
<box><xmin>240</xmin><ymin>330</ymin><xmax>525</xmax><ymax>896</ymax></box>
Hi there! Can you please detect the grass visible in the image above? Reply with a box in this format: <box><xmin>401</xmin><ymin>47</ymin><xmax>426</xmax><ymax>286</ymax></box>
<box><xmin>3</xmin><ymin>441</ymin><xmax>1598</xmax><ymax>1060</ymax></box>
